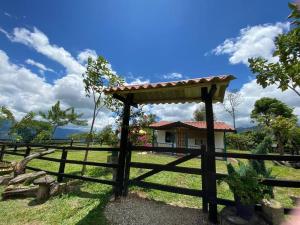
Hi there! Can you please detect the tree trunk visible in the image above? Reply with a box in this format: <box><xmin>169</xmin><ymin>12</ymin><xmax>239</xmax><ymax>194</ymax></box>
<box><xmin>232</xmin><ymin>109</ymin><xmax>236</xmax><ymax>129</ymax></box>
<box><xmin>81</xmin><ymin>104</ymin><xmax>97</xmax><ymax>175</ymax></box>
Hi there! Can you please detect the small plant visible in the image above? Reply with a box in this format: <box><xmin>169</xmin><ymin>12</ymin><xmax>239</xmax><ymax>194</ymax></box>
<box><xmin>224</xmin><ymin>161</ymin><xmax>271</xmax><ymax>205</ymax></box>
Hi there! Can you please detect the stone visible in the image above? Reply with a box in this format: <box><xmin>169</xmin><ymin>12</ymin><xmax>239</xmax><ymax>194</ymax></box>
<box><xmin>262</xmin><ymin>199</ymin><xmax>284</xmax><ymax>225</ymax></box>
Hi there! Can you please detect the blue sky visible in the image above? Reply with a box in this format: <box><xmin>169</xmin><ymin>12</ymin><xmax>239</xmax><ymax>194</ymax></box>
<box><xmin>0</xmin><ymin>0</ymin><xmax>298</xmax><ymax>128</ymax></box>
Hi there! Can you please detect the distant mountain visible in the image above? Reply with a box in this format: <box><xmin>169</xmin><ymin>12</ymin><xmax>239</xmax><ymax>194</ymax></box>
<box><xmin>53</xmin><ymin>127</ymin><xmax>85</xmax><ymax>139</ymax></box>
<box><xmin>0</xmin><ymin>120</ymin><xmax>11</xmax><ymax>139</ymax></box>
<box><xmin>236</xmin><ymin>126</ymin><xmax>257</xmax><ymax>133</ymax></box>
<box><xmin>0</xmin><ymin>120</ymin><xmax>85</xmax><ymax>139</ymax></box>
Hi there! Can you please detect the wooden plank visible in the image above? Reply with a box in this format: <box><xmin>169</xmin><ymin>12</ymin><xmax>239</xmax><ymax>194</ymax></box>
<box><xmin>130</xmin><ymin>162</ymin><xmax>202</xmax><ymax>175</ymax></box>
<box><xmin>202</xmin><ymin>86</ymin><xmax>218</xmax><ymax>224</ymax></box>
<box><xmin>132</xmin><ymin>153</ymin><xmax>200</xmax><ymax>182</ymax></box>
<box><xmin>130</xmin><ymin>180</ymin><xmax>203</xmax><ymax>197</ymax></box>
<box><xmin>3</xmin><ymin>151</ymin><xmax>26</xmax><ymax>157</ymax></box>
<box><xmin>123</xmin><ymin>142</ymin><xmax>132</xmax><ymax>196</ymax></box>
<box><xmin>214</xmin><ymin>152</ymin><xmax>300</xmax><ymax>161</ymax></box>
<box><xmin>26</xmin><ymin>166</ymin><xmax>116</xmax><ymax>186</ymax></box>
<box><xmin>115</xmin><ymin>94</ymin><xmax>132</xmax><ymax>197</ymax></box>
<box><xmin>132</xmin><ymin>145</ymin><xmax>202</xmax><ymax>155</ymax></box>
<box><xmin>0</xmin><ymin>145</ymin><xmax>5</xmax><ymax>161</ymax></box>
<box><xmin>201</xmin><ymin>145</ymin><xmax>208</xmax><ymax>213</ymax></box>
<box><xmin>25</xmin><ymin>146</ymin><xmax>31</xmax><ymax>157</ymax></box>
<box><xmin>57</xmin><ymin>148</ymin><xmax>68</xmax><ymax>182</ymax></box>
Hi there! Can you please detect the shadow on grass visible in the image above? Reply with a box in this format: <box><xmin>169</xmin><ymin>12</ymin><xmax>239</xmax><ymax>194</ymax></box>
<box><xmin>75</xmin><ymin>188</ymin><xmax>113</xmax><ymax>225</ymax></box>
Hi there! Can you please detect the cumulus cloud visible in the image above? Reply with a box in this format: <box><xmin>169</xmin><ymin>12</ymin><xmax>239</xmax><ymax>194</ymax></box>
<box><xmin>77</xmin><ymin>49</ymin><xmax>97</xmax><ymax>64</ymax></box>
<box><xmin>2</xmin><ymin>27</ymin><xmax>85</xmax><ymax>74</ymax></box>
<box><xmin>25</xmin><ymin>59</ymin><xmax>54</xmax><ymax>73</ymax></box>
<box><xmin>148</xmin><ymin>80</ymin><xmax>300</xmax><ymax>128</ymax></box>
<box><xmin>0</xmin><ymin>50</ymin><xmax>54</xmax><ymax>118</ymax></box>
<box><xmin>163</xmin><ymin>72</ymin><xmax>183</xmax><ymax>80</ymax></box>
<box><xmin>0</xmin><ymin>26</ymin><xmax>119</xmax><ymax>130</ymax></box>
<box><xmin>212</xmin><ymin>22</ymin><xmax>290</xmax><ymax>64</ymax></box>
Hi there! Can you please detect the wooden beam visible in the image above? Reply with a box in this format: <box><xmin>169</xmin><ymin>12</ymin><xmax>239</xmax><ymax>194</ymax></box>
<box><xmin>202</xmin><ymin>87</ymin><xmax>218</xmax><ymax>224</ymax></box>
<box><xmin>132</xmin><ymin>153</ymin><xmax>200</xmax><ymax>182</ymax></box>
<box><xmin>115</xmin><ymin>94</ymin><xmax>132</xmax><ymax>198</ymax></box>
<box><xmin>112</xmin><ymin>93</ymin><xmax>138</xmax><ymax>108</ymax></box>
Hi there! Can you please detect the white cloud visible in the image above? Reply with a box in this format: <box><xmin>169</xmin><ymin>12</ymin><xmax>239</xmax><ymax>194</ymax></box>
<box><xmin>25</xmin><ymin>59</ymin><xmax>54</xmax><ymax>73</ymax></box>
<box><xmin>0</xmin><ymin>26</ymin><xmax>119</xmax><ymax>130</ymax></box>
<box><xmin>148</xmin><ymin>80</ymin><xmax>300</xmax><ymax>128</ymax></box>
<box><xmin>0</xmin><ymin>50</ymin><xmax>54</xmax><ymax>119</ymax></box>
<box><xmin>163</xmin><ymin>72</ymin><xmax>183</xmax><ymax>80</ymax></box>
<box><xmin>212</xmin><ymin>22</ymin><xmax>290</xmax><ymax>65</ymax></box>
<box><xmin>77</xmin><ymin>49</ymin><xmax>97</xmax><ymax>64</ymax></box>
<box><xmin>3</xmin><ymin>27</ymin><xmax>85</xmax><ymax>74</ymax></box>
<box><xmin>4</xmin><ymin>12</ymin><xmax>11</xmax><ymax>17</ymax></box>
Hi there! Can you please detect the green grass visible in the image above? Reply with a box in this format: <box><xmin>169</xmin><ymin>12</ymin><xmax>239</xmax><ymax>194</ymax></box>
<box><xmin>0</xmin><ymin>148</ymin><xmax>299</xmax><ymax>224</ymax></box>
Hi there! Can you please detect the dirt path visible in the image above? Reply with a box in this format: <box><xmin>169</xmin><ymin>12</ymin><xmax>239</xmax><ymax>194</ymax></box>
<box><xmin>104</xmin><ymin>194</ymin><xmax>212</xmax><ymax>225</ymax></box>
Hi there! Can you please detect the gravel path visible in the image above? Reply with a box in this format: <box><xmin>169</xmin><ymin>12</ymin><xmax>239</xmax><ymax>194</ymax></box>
<box><xmin>104</xmin><ymin>194</ymin><xmax>212</xmax><ymax>225</ymax></box>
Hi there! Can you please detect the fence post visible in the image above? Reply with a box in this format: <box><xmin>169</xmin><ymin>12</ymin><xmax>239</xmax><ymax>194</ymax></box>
<box><xmin>0</xmin><ymin>145</ymin><xmax>5</xmax><ymax>161</ymax></box>
<box><xmin>202</xmin><ymin>86</ymin><xmax>218</xmax><ymax>224</ymax></box>
<box><xmin>123</xmin><ymin>142</ymin><xmax>132</xmax><ymax>196</ymax></box>
<box><xmin>25</xmin><ymin>145</ymin><xmax>31</xmax><ymax>157</ymax></box>
<box><xmin>70</xmin><ymin>139</ymin><xmax>74</xmax><ymax>147</ymax></box>
<box><xmin>201</xmin><ymin>144</ymin><xmax>208</xmax><ymax>213</ymax></box>
<box><xmin>115</xmin><ymin>94</ymin><xmax>132</xmax><ymax>198</ymax></box>
<box><xmin>57</xmin><ymin>148</ymin><xmax>68</xmax><ymax>182</ymax></box>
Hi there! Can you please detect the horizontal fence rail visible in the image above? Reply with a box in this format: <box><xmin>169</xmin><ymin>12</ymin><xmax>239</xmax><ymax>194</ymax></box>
<box><xmin>1</xmin><ymin>142</ymin><xmax>300</xmax><ymax>219</ymax></box>
<box><xmin>0</xmin><ymin>142</ymin><xmax>120</xmax><ymax>187</ymax></box>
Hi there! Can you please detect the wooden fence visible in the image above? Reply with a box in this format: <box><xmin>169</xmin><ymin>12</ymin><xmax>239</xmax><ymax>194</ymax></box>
<box><xmin>1</xmin><ymin>141</ymin><xmax>300</xmax><ymax>221</ymax></box>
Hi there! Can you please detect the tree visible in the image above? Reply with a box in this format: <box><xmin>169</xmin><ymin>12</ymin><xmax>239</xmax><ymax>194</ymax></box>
<box><xmin>223</xmin><ymin>90</ymin><xmax>241</xmax><ymax>129</ymax></box>
<box><xmin>96</xmin><ymin>125</ymin><xmax>118</xmax><ymax>146</ymax></box>
<box><xmin>193</xmin><ymin>105</ymin><xmax>206</xmax><ymax>121</ymax></box>
<box><xmin>0</xmin><ymin>106</ymin><xmax>15</xmax><ymax>125</ymax></box>
<box><xmin>248</xmin><ymin>3</ymin><xmax>300</xmax><ymax>97</ymax></box>
<box><xmin>9</xmin><ymin>112</ymin><xmax>52</xmax><ymax>143</ymax></box>
<box><xmin>81</xmin><ymin>56</ymin><xmax>123</xmax><ymax>175</ymax></box>
<box><xmin>250</xmin><ymin>97</ymin><xmax>295</xmax><ymax>126</ymax></box>
<box><xmin>270</xmin><ymin>116</ymin><xmax>297</xmax><ymax>155</ymax></box>
<box><xmin>288</xmin><ymin>2</ymin><xmax>300</xmax><ymax>27</ymax></box>
<box><xmin>39</xmin><ymin>101</ymin><xmax>87</xmax><ymax>138</ymax></box>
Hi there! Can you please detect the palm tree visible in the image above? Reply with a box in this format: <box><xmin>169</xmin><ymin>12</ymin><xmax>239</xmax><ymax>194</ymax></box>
<box><xmin>39</xmin><ymin>101</ymin><xmax>87</xmax><ymax>138</ymax></box>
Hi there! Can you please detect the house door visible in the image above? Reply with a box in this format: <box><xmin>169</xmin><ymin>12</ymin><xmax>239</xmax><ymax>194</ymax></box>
<box><xmin>176</xmin><ymin>128</ymin><xmax>188</xmax><ymax>148</ymax></box>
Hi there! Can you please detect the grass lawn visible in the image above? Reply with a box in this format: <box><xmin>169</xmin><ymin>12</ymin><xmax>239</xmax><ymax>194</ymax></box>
<box><xmin>0</xmin><ymin>148</ymin><xmax>299</xmax><ymax>224</ymax></box>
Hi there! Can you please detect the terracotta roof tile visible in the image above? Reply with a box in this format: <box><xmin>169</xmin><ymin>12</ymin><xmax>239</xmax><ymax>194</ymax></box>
<box><xmin>149</xmin><ymin>121</ymin><xmax>235</xmax><ymax>132</ymax></box>
<box><xmin>104</xmin><ymin>75</ymin><xmax>235</xmax><ymax>93</ymax></box>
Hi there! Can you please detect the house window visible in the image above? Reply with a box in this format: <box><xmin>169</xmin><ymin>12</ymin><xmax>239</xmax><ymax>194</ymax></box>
<box><xmin>165</xmin><ymin>132</ymin><xmax>174</xmax><ymax>143</ymax></box>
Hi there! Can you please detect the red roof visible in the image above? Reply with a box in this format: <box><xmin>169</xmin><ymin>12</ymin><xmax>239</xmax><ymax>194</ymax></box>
<box><xmin>149</xmin><ymin>121</ymin><xmax>235</xmax><ymax>132</ymax></box>
<box><xmin>105</xmin><ymin>75</ymin><xmax>235</xmax><ymax>93</ymax></box>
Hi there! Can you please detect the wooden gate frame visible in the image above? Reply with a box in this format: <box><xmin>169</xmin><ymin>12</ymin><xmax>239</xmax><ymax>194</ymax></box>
<box><xmin>105</xmin><ymin>76</ymin><xmax>235</xmax><ymax>223</ymax></box>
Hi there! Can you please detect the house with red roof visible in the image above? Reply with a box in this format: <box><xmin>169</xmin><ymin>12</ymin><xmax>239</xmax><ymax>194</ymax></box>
<box><xmin>149</xmin><ymin>121</ymin><xmax>235</xmax><ymax>152</ymax></box>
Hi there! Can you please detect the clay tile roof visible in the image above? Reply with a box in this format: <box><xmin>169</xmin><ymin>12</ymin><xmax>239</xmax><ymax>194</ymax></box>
<box><xmin>104</xmin><ymin>75</ymin><xmax>235</xmax><ymax>104</ymax></box>
<box><xmin>149</xmin><ymin>121</ymin><xmax>235</xmax><ymax>132</ymax></box>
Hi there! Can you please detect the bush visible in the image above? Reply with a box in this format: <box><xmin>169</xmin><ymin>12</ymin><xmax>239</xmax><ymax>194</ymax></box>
<box><xmin>226</xmin><ymin>132</ymin><xmax>255</xmax><ymax>150</ymax></box>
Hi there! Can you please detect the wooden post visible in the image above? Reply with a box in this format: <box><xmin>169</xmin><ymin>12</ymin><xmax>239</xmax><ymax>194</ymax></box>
<box><xmin>201</xmin><ymin>144</ymin><xmax>208</xmax><ymax>213</ymax></box>
<box><xmin>58</xmin><ymin>148</ymin><xmax>68</xmax><ymax>182</ymax></box>
<box><xmin>202</xmin><ymin>86</ymin><xmax>218</xmax><ymax>224</ymax></box>
<box><xmin>25</xmin><ymin>145</ymin><xmax>31</xmax><ymax>157</ymax></box>
<box><xmin>123</xmin><ymin>142</ymin><xmax>132</xmax><ymax>196</ymax></box>
<box><xmin>115</xmin><ymin>94</ymin><xmax>132</xmax><ymax>198</ymax></box>
<box><xmin>0</xmin><ymin>145</ymin><xmax>5</xmax><ymax>161</ymax></box>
